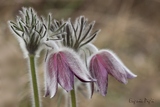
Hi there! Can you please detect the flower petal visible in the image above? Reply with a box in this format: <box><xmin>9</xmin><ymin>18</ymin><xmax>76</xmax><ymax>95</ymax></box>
<box><xmin>56</xmin><ymin>51</ymin><xmax>74</xmax><ymax>91</ymax></box>
<box><xmin>90</xmin><ymin>55</ymin><xmax>108</xmax><ymax>96</ymax></box>
<box><xmin>61</xmin><ymin>48</ymin><xmax>95</xmax><ymax>82</ymax></box>
<box><xmin>98</xmin><ymin>50</ymin><xmax>137</xmax><ymax>84</ymax></box>
<box><xmin>45</xmin><ymin>53</ymin><xmax>58</xmax><ymax>98</ymax></box>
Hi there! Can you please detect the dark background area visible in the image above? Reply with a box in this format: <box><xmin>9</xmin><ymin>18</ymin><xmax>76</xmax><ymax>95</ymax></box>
<box><xmin>0</xmin><ymin>0</ymin><xmax>160</xmax><ymax>107</ymax></box>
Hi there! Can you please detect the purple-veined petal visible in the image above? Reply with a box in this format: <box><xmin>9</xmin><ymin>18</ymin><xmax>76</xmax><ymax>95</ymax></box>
<box><xmin>45</xmin><ymin>53</ymin><xmax>58</xmax><ymax>98</ymax></box>
<box><xmin>90</xmin><ymin>55</ymin><xmax>108</xmax><ymax>96</ymax></box>
<box><xmin>56</xmin><ymin>51</ymin><xmax>74</xmax><ymax>91</ymax></box>
<box><xmin>61</xmin><ymin>48</ymin><xmax>96</xmax><ymax>82</ymax></box>
<box><xmin>98</xmin><ymin>50</ymin><xmax>137</xmax><ymax>84</ymax></box>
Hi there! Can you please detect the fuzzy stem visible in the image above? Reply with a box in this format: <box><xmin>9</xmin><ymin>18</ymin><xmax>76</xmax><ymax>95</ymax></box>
<box><xmin>70</xmin><ymin>88</ymin><xmax>76</xmax><ymax>107</ymax></box>
<box><xmin>29</xmin><ymin>55</ymin><xmax>41</xmax><ymax>107</ymax></box>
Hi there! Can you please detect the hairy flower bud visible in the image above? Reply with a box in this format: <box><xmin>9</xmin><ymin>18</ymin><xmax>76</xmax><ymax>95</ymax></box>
<box><xmin>9</xmin><ymin>7</ymin><xmax>47</xmax><ymax>57</ymax></box>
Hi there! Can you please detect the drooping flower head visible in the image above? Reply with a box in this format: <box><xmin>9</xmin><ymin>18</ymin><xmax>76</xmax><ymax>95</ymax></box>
<box><xmin>44</xmin><ymin>43</ymin><xmax>95</xmax><ymax>98</ymax></box>
<box><xmin>89</xmin><ymin>48</ymin><xmax>137</xmax><ymax>96</ymax></box>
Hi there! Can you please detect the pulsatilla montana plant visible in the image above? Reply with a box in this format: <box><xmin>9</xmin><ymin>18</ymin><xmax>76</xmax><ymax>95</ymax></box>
<box><xmin>8</xmin><ymin>7</ymin><xmax>137</xmax><ymax>107</ymax></box>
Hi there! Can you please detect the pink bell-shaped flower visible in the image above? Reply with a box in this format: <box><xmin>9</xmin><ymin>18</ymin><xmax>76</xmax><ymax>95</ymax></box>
<box><xmin>45</xmin><ymin>48</ymin><xmax>95</xmax><ymax>98</ymax></box>
<box><xmin>89</xmin><ymin>50</ymin><xmax>137</xmax><ymax>96</ymax></box>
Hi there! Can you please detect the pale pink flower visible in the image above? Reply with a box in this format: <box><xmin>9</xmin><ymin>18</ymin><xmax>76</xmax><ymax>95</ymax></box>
<box><xmin>45</xmin><ymin>48</ymin><xmax>95</xmax><ymax>98</ymax></box>
<box><xmin>89</xmin><ymin>50</ymin><xmax>137</xmax><ymax>96</ymax></box>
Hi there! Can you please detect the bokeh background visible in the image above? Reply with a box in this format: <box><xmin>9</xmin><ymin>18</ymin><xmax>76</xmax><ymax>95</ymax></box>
<box><xmin>0</xmin><ymin>0</ymin><xmax>160</xmax><ymax>107</ymax></box>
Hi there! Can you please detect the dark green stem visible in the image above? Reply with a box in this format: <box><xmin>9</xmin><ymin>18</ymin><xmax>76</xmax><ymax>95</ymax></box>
<box><xmin>70</xmin><ymin>89</ymin><xmax>76</xmax><ymax>107</ymax></box>
<box><xmin>29</xmin><ymin>55</ymin><xmax>41</xmax><ymax>107</ymax></box>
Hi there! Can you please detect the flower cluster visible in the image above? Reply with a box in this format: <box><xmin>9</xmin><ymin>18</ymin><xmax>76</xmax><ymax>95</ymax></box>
<box><xmin>9</xmin><ymin>7</ymin><xmax>137</xmax><ymax>100</ymax></box>
<box><xmin>45</xmin><ymin>16</ymin><xmax>137</xmax><ymax>97</ymax></box>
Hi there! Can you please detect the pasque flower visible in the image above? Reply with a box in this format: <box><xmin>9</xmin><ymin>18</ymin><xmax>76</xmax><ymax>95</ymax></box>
<box><xmin>44</xmin><ymin>16</ymin><xmax>99</xmax><ymax>98</ymax></box>
<box><xmin>89</xmin><ymin>49</ymin><xmax>137</xmax><ymax>96</ymax></box>
<box><xmin>44</xmin><ymin>42</ymin><xmax>95</xmax><ymax>98</ymax></box>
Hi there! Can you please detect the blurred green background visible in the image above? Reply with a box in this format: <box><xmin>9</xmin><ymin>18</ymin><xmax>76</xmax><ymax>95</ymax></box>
<box><xmin>0</xmin><ymin>0</ymin><xmax>160</xmax><ymax>107</ymax></box>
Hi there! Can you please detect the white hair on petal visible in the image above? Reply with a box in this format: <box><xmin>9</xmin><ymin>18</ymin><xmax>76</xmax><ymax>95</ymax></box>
<box><xmin>99</xmin><ymin>49</ymin><xmax>137</xmax><ymax>77</ymax></box>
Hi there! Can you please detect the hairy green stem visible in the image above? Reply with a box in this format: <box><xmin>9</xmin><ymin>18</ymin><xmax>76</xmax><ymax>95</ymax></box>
<box><xmin>70</xmin><ymin>89</ymin><xmax>76</xmax><ymax>107</ymax></box>
<box><xmin>29</xmin><ymin>55</ymin><xmax>41</xmax><ymax>107</ymax></box>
